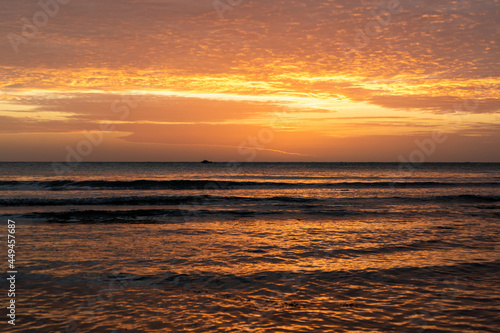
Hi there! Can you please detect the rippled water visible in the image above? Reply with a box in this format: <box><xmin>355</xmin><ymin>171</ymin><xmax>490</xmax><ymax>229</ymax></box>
<box><xmin>1</xmin><ymin>162</ymin><xmax>499</xmax><ymax>332</ymax></box>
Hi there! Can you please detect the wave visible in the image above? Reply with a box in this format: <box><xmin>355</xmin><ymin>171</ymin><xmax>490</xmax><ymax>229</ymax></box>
<box><xmin>1</xmin><ymin>179</ymin><xmax>499</xmax><ymax>190</ymax></box>
<box><xmin>390</xmin><ymin>194</ymin><xmax>500</xmax><ymax>203</ymax></box>
<box><xmin>418</xmin><ymin>194</ymin><xmax>500</xmax><ymax>203</ymax></box>
<box><xmin>297</xmin><ymin>238</ymin><xmax>486</xmax><ymax>259</ymax></box>
<box><xmin>22</xmin><ymin>208</ymin><xmax>286</xmax><ymax>223</ymax></box>
<box><xmin>72</xmin><ymin>260</ymin><xmax>500</xmax><ymax>289</ymax></box>
<box><xmin>0</xmin><ymin>195</ymin><xmax>321</xmax><ymax>206</ymax></box>
<box><xmin>1</xmin><ymin>194</ymin><xmax>498</xmax><ymax>207</ymax></box>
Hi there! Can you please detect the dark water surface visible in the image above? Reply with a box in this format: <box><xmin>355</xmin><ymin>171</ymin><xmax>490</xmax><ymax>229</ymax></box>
<box><xmin>1</xmin><ymin>162</ymin><xmax>499</xmax><ymax>332</ymax></box>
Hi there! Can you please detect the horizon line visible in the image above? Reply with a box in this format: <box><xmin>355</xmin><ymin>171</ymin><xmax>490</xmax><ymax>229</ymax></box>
<box><xmin>1</xmin><ymin>161</ymin><xmax>500</xmax><ymax>164</ymax></box>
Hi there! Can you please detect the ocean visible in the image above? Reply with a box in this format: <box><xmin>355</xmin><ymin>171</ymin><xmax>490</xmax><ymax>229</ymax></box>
<box><xmin>1</xmin><ymin>162</ymin><xmax>499</xmax><ymax>332</ymax></box>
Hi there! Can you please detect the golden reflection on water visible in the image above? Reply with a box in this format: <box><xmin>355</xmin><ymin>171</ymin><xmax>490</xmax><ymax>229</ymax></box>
<box><xmin>11</xmin><ymin>216</ymin><xmax>500</xmax><ymax>332</ymax></box>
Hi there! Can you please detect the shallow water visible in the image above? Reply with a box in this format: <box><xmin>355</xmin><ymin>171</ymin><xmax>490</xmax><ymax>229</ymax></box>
<box><xmin>1</xmin><ymin>162</ymin><xmax>499</xmax><ymax>332</ymax></box>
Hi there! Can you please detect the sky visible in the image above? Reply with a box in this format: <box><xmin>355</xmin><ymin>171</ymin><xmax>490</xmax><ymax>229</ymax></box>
<box><xmin>0</xmin><ymin>0</ymin><xmax>499</xmax><ymax>162</ymax></box>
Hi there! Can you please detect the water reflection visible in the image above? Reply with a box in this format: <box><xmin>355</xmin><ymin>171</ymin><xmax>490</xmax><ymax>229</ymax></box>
<box><xmin>9</xmin><ymin>215</ymin><xmax>499</xmax><ymax>332</ymax></box>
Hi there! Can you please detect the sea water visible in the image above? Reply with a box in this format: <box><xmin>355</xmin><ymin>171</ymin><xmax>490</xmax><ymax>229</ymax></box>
<box><xmin>0</xmin><ymin>162</ymin><xmax>498</xmax><ymax>332</ymax></box>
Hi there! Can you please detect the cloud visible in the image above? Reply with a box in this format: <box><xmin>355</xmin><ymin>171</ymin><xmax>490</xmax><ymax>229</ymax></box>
<box><xmin>368</xmin><ymin>95</ymin><xmax>500</xmax><ymax>113</ymax></box>
<box><xmin>0</xmin><ymin>0</ymin><xmax>498</xmax><ymax>161</ymax></box>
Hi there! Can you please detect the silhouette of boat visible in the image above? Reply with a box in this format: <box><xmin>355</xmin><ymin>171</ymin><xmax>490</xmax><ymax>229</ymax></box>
<box><xmin>201</xmin><ymin>160</ymin><xmax>213</xmax><ymax>164</ymax></box>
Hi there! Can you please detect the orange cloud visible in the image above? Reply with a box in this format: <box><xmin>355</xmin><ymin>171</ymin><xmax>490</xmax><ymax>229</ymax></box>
<box><xmin>0</xmin><ymin>0</ymin><xmax>498</xmax><ymax>161</ymax></box>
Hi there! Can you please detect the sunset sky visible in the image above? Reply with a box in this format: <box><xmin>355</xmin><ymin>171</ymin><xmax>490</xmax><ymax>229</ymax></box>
<box><xmin>0</xmin><ymin>0</ymin><xmax>499</xmax><ymax>162</ymax></box>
